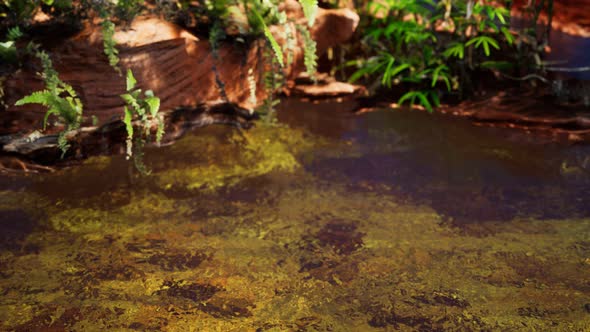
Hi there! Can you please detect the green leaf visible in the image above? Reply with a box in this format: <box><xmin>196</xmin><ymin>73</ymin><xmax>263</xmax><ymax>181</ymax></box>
<box><xmin>349</xmin><ymin>65</ymin><xmax>374</xmax><ymax>83</ymax></box>
<box><xmin>126</xmin><ymin>69</ymin><xmax>136</xmax><ymax>91</ymax></box>
<box><xmin>123</xmin><ymin>106</ymin><xmax>134</xmax><ymax>140</ymax></box>
<box><xmin>429</xmin><ymin>91</ymin><xmax>440</xmax><ymax>107</ymax></box>
<box><xmin>15</xmin><ymin>90</ymin><xmax>54</xmax><ymax>106</ymax></box>
<box><xmin>253</xmin><ymin>9</ymin><xmax>284</xmax><ymax>67</ymax></box>
<box><xmin>120</xmin><ymin>93</ymin><xmax>140</xmax><ymax>111</ymax></box>
<box><xmin>466</xmin><ymin>36</ymin><xmax>499</xmax><ymax>56</ymax></box>
<box><xmin>381</xmin><ymin>58</ymin><xmax>395</xmax><ymax>87</ymax></box>
<box><xmin>398</xmin><ymin>91</ymin><xmax>434</xmax><ymax>113</ymax></box>
<box><xmin>431</xmin><ymin>65</ymin><xmax>448</xmax><ymax>87</ymax></box>
<box><xmin>501</xmin><ymin>26</ymin><xmax>514</xmax><ymax>45</ymax></box>
<box><xmin>443</xmin><ymin>43</ymin><xmax>464</xmax><ymax>59</ymax></box>
<box><xmin>398</xmin><ymin>91</ymin><xmax>417</xmax><ymax>107</ymax></box>
<box><xmin>416</xmin><ymin>92</ymin><xmax>433</xmax><ymax>113</ymax></box>
<box><xmin>298</xmin><ymin>0</ymin><xmax>318</xmax><ymax>27</ymax></box>
<box><xmin>145</xmin><ymin>96</ymin><xmax>160</xmax><ymax>117</ymax></box>
<box><xmin>389</xmin><ymin>63</ymin><xmax>411</xmax><ymax>77</ymax></box>
<box><xmin>7</xmin><ymin>27</ymin><xmax>23</xmax><ymax>41</ymax></box>
<box><xmin>480</xmin><ymin>61</ymin><xmax>514</xmax><ymax>71</ymax></box>
<box><xmin>42</xmin><ymin>108</ymin><xmax>60</xmax><ymax>130</ymax></box>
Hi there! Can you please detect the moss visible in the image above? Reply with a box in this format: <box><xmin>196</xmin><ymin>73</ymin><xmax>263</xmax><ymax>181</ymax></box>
<box><xmin>155</xmin><ymin>124</ymin><xmax>316</xmax><ymax>191</ymax></box>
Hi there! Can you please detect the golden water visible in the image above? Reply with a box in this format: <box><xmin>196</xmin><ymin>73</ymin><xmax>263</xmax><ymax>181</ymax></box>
<box><xmin>1</xmin><ymin>103</ymin><xmax>589</xmax><ymax>331</ymax></box>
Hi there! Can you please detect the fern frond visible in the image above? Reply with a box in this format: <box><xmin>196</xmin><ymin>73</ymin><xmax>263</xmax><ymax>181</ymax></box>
<box><xmin>7</xmin><ymin>27</ymin><xmax>23</xmax><ymax>41</ymax></box>
<box><xmin>43</xmin><ymin>108</ymin><xmax>60</xmax><ymax>130</ymax></box>
<box><xmin>253</xmin><ymin>9</ymin><xmax>284</xmax><ymax>67</ymax></box>
<box><xmin>15</xmin><ymin>90</ymin><xmax>54</xmax><ymax>106</ymax></box>
<box><xmin>297</xmin><ymin>26</ymin><xmax>317</xmax><ymax>78</ymax></box>
<box><xmin>57</xmin><ymin>131</ymin><xmax>71</xmax><ymax>157</ymax></box>
<box><xmin>36</xmin><ymin>51</ymin><xmax>60</xmax><ymax>93</ymax></box>
<box><xmin>298</xmin><ymin>0</ymin><xmax>318</xmax><ymax>27</ymax></box>
<box><xmin>102</xmin><ymin>20</ymin><xmax>121</xmax><ymax>74</ymax></box>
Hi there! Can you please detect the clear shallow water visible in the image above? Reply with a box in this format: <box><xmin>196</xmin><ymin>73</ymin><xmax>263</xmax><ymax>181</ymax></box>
<box><xmin>1</xmin><ymin>101</ymin><xmax>590</xmax><ymax>331</ymax></box>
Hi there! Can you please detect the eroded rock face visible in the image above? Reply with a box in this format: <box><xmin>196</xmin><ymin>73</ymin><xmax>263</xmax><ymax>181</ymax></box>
<box><xmin>512</xmin><ymin>0</ymin><xmax>590</xmax><ymax>37</ymax></box>
<box><xmin>2</xmin><ymin>1</ymin><xmax>359</xmax><ymax>134</ymax></box>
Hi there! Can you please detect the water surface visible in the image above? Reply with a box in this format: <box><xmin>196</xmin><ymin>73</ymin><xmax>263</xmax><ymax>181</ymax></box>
<box><xmin>1</xmin><ymin>100</ymin><xmax>590</xmax><ymax>331</ymax></box>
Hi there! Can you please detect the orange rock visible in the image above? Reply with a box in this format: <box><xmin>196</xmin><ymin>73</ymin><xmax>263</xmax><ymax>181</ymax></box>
<box><xmin>4</xmin><ymin>1</ymin><xmax>359</xmax><ymax>133</ymax></box>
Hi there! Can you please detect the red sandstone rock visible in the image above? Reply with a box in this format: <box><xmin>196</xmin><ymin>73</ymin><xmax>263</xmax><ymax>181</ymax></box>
<box><xmin>3</xmin><ymin>0</ymin><xmax>359</xmax><ymax>133</ymax></box>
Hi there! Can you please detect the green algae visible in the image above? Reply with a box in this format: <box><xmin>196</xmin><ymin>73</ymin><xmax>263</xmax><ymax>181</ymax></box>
<box><xmin>1</xmin><ymin>121</ymin><xmax>590</xmax><ymax>331</ymax></box>
<box><xmin>2</xmin><ymin>177</ymin><xmax>590</xmax><ymax>331</ymax></box>
<box><xmin>155</xmin><ymin>124</ymin><xmax>316</xmax><ymax>191</ymax></box>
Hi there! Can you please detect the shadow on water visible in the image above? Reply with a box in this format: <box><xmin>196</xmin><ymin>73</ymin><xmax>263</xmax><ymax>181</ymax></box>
<box><xmin>278</xmin><ymin>98</ymin><xmax>590</xmax><ymax>224</ymax></box>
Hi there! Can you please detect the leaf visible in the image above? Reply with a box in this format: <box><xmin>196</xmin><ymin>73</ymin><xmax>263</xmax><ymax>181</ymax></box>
<box><xmin>390</xmin><ymin>63</ymin><xmax>411</xmax><ymax>77</ymax></box>
<box><xmin>298</xmin><ymin>0</ymin><xmax>318</xmax><ymax>27</ymax></box>
<box><xmin>123</xmin><ymin>106</ymin><xmax>134</xmax><ymax>140</ymax></box>
<box><xmin>443</xmin><ymin>43</ymin><xmax>464</xmax><ymax>59</ymax></box>
<box><xmin>466</xmin><ymin>36</ymin><xmax>499</xmax><ymax>56</ymax></box>
<box><xmin>501</xmin><ymin>26</ymin><xmax>514</xmax><ymax>45</ymax></box>
<box><xmin>145</xmin><ymin>96</ymin><xmax>160</xmax><ymax>117</ymax></box>
<box><xmin>349</xmin><ymin>65</ymin><xmax>374</xmax><ymax>83</ymax></box>
<box><xmin>398</xmin><ymin>91</ymin><xmax>434</xmax><ymax>113</ymax></box>
<box><xmin>429</xmin><ymin>91</ymin><xmax>440</xmax><ymax>107</ymax></box>
<box><xmin>15</xmin><ymin>90</ymin><xmax>54</xmax><ymax>106</ymax></box>
<box><xmin>126</xmin><ymin>69</ymin><xmax>136</xmax><ymax>91</ymax></box>
<box><xmin>480</xmin><ymin>61</ymin><xmax>514</xmax><ymax>71</ymax></box>
<box><xmin>7</xmin><ymin>26</ymin><xmax>23</xmax><ymax>41</ymax></box>
<box><xmin>253</xmin><ymin>9</ymin><xmax>284</xmax><ymax>67</ymax></box>
<box><xmin>381</xmin><ymin>55</ymin><xmax>396</xmax><ymax>87</ymax></box>
<box><xmin>431</xmin><ymin>64</ymin><xmax>448</xmax><ymax>87</ymax></box>
<box><xmin>156</xmin><ymin>114</ymin><xmax>165</xmax><ymax>144</ymax></box>
<box><xmin>120</xmin><ymin>93</ymin><xmax>140</xmax><ymax>111</ymax></box>
<box><xmin>42</xmin><ymin>108</ymin><xmax>60</xmax><ymax>130</ymax></box>
<box><xmin>416</xmin><ymin>92</ymin><xmax>433</xmax><ymax>113</ymax></box>
<box><xmin>398</xmin><ymin>91</ymin><xmax>417</xmax><ymax>107</ymax></box>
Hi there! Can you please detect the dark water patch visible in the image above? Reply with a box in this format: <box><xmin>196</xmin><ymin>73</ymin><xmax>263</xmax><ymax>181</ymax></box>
<box><xmin>316</xmin><ymin>220</ymin><xmax>364</xmax><ymax>255</ymax></box>
<box><xmin>156</xmin><ymin>280</ymin><xmax>220</xmax><ymax>303</ymax></box>
<box><xmin>143</xmin><ymin>251</ymin><xmax>209</xmax><ymax>271</ymax></box>
<box><xmin>0</xmin><ymin>209</ymin><xmax>41</xmax><ymax>254</ymax></box>
<box><xmin>204</xmin><ymin>296</ymin><xmax>253</xmax><ymax>318</ymax></box>
<box><xmin>13</xmin><ymin>306</ymin><xmax>83</xmax><ymax>332</ymax></box>
<box><xmin>282</xmin><ymin>106</ymin><xmax>590</xmax><ymax>224</ymax></box>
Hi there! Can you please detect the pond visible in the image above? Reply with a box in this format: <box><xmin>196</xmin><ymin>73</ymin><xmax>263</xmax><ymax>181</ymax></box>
<box><xmin>1</xmin><ymin>99</ymin><xmax>590</xmax><ymax>331</ymax></box>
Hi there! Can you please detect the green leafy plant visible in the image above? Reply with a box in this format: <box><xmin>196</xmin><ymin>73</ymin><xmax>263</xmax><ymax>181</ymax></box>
<box><xmin>101</xmin><ymin>19</ymin><xmax>121</xmax><ymax>74</ymax></box>
<box><xmin>200</xmin><ymin>0</ymin><xmax>318</xmax><ymax>112</ymax></box>
<box><xmin>14</xmin><ymin>50</ymin><xmax>83</xmax><ymax>155</ymax></box>
<box><xmin>349</xmin><ymin>0</ymin><xmax>521</xmax><ymax>112</ymax></box>
<box><xmin>0</xmin><ymin>26</ymin><xmax>23</xmax><ymax>63</ymax></box>
<box><xmin>120</xmin><ymin>69</ymin><xmax>164</xmax><ymax>159</ymax></box>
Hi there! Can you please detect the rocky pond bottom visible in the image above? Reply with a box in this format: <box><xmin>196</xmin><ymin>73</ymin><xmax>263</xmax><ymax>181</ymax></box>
<box><xmin>1</xmin><ymin>102</ymin><xmax>590</xmax><ymax>331</ymax></box>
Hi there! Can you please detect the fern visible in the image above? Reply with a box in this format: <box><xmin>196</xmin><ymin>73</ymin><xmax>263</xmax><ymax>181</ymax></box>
<box><xmin>37</xmin><ymin>51</ymin><xmax>60</xmax><ymax>93</ymax></box>
<box><xmin>15</xmin><ymin>50</ymin><xmax>83</xmax><ymax>156</ymax></box>
<box><xmin>7</xmin><ymin>26</ymin><xmax>23</xmax><ymax>41</ymax></box>
<box><xmin>298</xmin><ymin>0</ymin><xmax>318</xmax><ymax>27</ymax></box>
<box><xmin>247</xmin><ymin>68</ymin><xmax>257</xmax><ymax>106</ymax></box>
<box><xmin>466</xmin><ymin>35</ymin><xmax>500</xmax><ymax>56</ymax></box>
<box><xmin>15</xmin><ymin>90</ymin><xmax>54</xmax><ymax>107</ymax></box>
<box><xmin>120</xmin><ymin>69</ymin><xmax>164</xmax><ymax>160</ymax></box>
<box><xmin>101</xmin><ymin>19</ymin><xmax>121</xmax><ymax>75</ymax></box>
<box><xmin>284</xmin><ymin>23</ymin><xmax>296</xmax><ymax>67</ymax></box>
<box><xmin>297</xmin><ymin>25</ymin><xmax>317</xmax><ymax>78</ymax></box>
<box><xmin>253</xmin><ymin>9</ymin><xmax>283</xmax><ymax>67</ymax></box>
